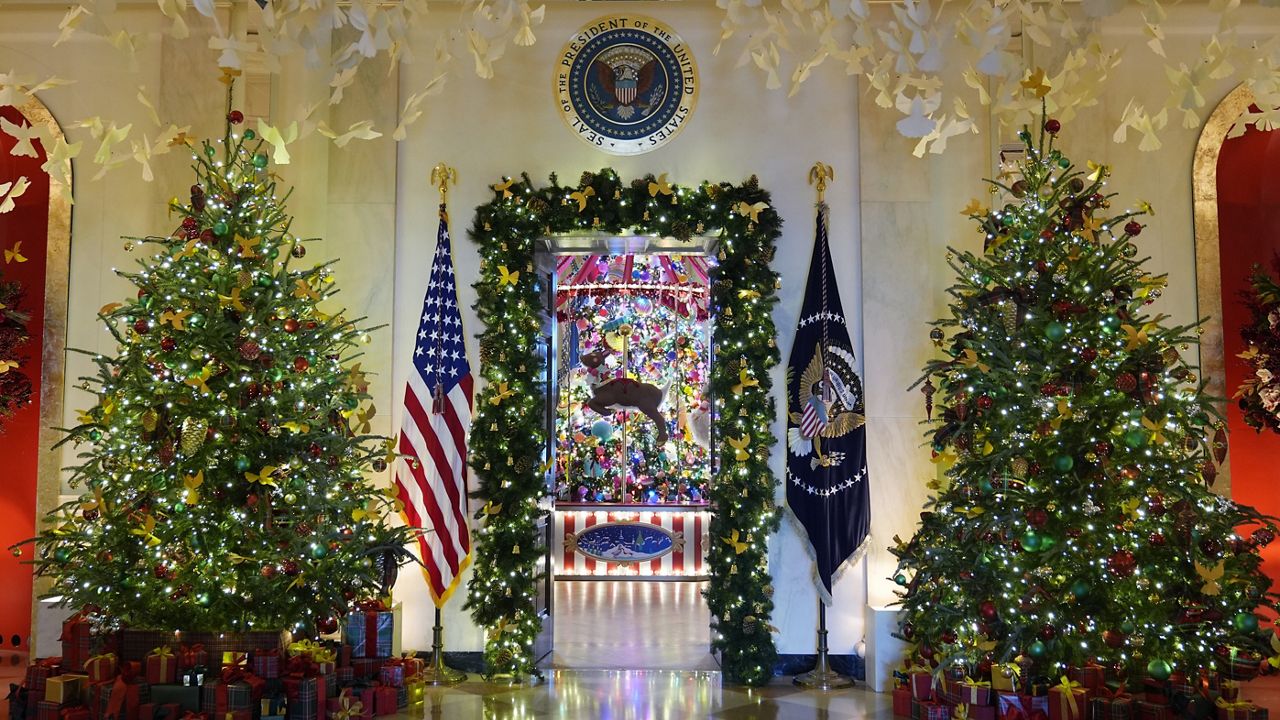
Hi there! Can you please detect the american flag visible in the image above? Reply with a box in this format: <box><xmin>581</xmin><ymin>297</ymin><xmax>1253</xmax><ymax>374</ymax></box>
<box><xmin>395</xmin><ymin>206</ymin><xmax>473</xmax><ymax>606</ymax></box>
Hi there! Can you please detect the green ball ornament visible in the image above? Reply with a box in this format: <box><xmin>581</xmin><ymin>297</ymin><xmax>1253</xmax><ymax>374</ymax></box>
<box><xmin>310</xmin><ymin>544</ymin><xmax>328</xmax><ymax>559</ymax></box>
<box><xmin>1124</xmin><ymin>429</ymin><xmax>1148</xmax><ymax>449</ymax></box>
<box><xmin>1036</xmin><ymin>534</ymin><xmax>1056</xmax><ymax>552</ymax></box>
<box><xmin>188</xmin><ymin>313</ymin><xmax>204</xmax><ymax>328</ymax></box>
<box><xmin>979</xmin><ymin>478</ymin><xmax>994</xmax><ymax>493</ymax></box>
<box><xmin>1021</xmin><ymin>530</ymin><xmax>1041</xmax><ymax>552</ymax></box>
<box><xmin>173</xmin><ymin>502</ymin><xmax>186</xmax><ymax>514</ymax></box>
<box><xmin>1028</xmin><ymin>640</ymin><xmax>1047</xmax><ymax>658</ymax></box>
<box><xmin>894</xmin><ymin>573</ymin><xmax>907</xmax><ymax>586</ymax></box>
<box><xmin>235</xmin><ymin>455</ymin><xmax>251</xmax><ymax>472</ymax></box>
<box><xmin>1120</xmin><ymin>620</ymin><xmax>1136</xmax><ymax>634</ymax></box>
<box><xmin>1019</xmin><ymin>228</ymin><xmax>1035</xmax><ymax>241</ymax></box>
<box><xmin>344</xmin><ymin>396</ymin><xmax>360</xmax><ymax>410</ymax></box>
<box><xmin>267</xmin><ymin>247</ymin><xmax>279</xmax><ymax>260</ymax></box>
<box><xmin>1101</xmin><ymin>315</ymin><xmax>1121</xmax><ymax>332</ymax></box>
<box><xmin>53</xmin><ymin>547</ymin><xmax>72</xmax><ymax>563</ymax></box>
<box><xmin>213</xmin><ymin>221</ymin><xmax>230</xmax><ymax>237</ymax></box>
<box><xmin>1058</xmin><ymin>157</ymin><xmax>1071</xmax><ymax>169</ymax></box>
<box><xmin>197</xmin><ymin>593</ymin><xmax>211</xmax><ymax>606</ymax></box>
<box><xmin>1044</xmin><ymin>322</ymin><xmax>1067</xmax><ymax>342</ymax></box>
<box><xmin>1234</xmin><ymin>612</ymin><xmax>1259</xmax><ymax>633</ymax></box>
<box><xmin>256</xmin><ymin>273</ymin><xmax>273</xmax><ymax>287</ymax></box>
<box><xmin>253</xmin><ymin>153</ymin><xmax>269</xmax><ymax>169</ymax></box>
<box><xmin>1146</xmin><ymin>659</ymin><xmax>1172</xmax><ymax>681</ymax></box>
<box><xmin>1070</xmin><ymin>580</ymin><xmax>1090</xmax><ymax>598</ymax></box>
<box><xmin>204</xmin><ymin>145</ymin><xmax>217</xmax><ymax>158</ymax></box>
<box><xmin>88</xmin><ymin>429</ymin><xmax>102</xmax><ymax>442</ymax></box>
<box><xmin>243</xmin><ymin>129</ymin><xmax>256</xmax><ymax>141</ymax></box>
<box><xmin>270</xmin><ymin>367</ymin><xmax>285</xmax><ymax>382</ymax></box>
<box><xmin>1053</xmin><ymin>454</ymin><xmax>1075</xmax><ymax>473</ymax></box>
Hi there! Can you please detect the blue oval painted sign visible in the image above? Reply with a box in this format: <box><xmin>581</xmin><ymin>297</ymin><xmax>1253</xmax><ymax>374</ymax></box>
<box><xmin>570</xmin><ymin>521</ymin><xmax>675</xmax><ymax>563</ymax></box>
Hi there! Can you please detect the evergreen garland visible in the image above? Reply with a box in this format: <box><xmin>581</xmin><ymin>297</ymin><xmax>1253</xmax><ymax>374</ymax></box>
<box><xmin>467</xmin><ymin>169</ymin><xmax>782</xmax><ymax>684</ymax></box>
<box><xmin>0</xmin><ymin>271</ymin><xmax>33</xmax><ymax>427</ymax></box>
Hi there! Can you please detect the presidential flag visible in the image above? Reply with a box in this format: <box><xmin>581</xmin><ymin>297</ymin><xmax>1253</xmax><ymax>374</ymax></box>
<box><xmin>395</xmin><ymin>205</ymin><xmax>473</xmax><ymax>606</ymax></box>
<box><xmin>785</xmin><ymin>204</ymin><xmax>871</xmax><ymax>602</ymax></box>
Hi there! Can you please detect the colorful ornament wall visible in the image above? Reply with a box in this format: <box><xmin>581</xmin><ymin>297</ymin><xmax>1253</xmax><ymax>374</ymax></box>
<box><xmin>0</xmin><ymin>104</ymin><xmax>52</xmax><ymax>651</ymax></box>
<box><xmin>1215</xmin><ymin>116</ymin><xmax>1280</xmax><ymax>587</ymax></box>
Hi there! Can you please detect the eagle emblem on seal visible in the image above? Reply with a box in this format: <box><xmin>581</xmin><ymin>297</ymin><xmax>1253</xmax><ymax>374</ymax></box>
<box><xmin>787</xmin><ymin>345</ymin><xmax>866</xmax><ymax>469</ymax></box>
<box><xmin>590</xmin><ymin>46</ymin><xmax>660</xmax><ymax>121</ymax></box>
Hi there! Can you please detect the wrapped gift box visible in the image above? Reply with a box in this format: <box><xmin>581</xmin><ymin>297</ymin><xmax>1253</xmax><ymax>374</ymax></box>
<box><xmin>249</xmin><ymin>652</ymin><xmax>279</xmax><ymax>681</ymax></box>
<box><xmin>909</xmin><ymin>672</ymin><xmax>933</xmax><ymax>702</ymax></box>
<box><xmin>997</xmin><ymin>692</ymin><xmax>1049</xmax><ymax>720</ymax></box>
<box><xmin>97</xmin><ymin>678</ymin><xmax>151</xmax><ymax>720</ymax></box>
<box><xmin>347</xmin><ymin>662</ymin><xmax>380</xmax><ymax>683</ymax></box>
<box><xmin>25</xmin><ymin>661</ymin><xmax>62</xmax><ymax>696</ymax></box>
<box><xmin>374</xmin><ymin>666</ymin><xmax>402</xmax><ymax>690</ymax></box>
<box><xmin>283</xmin><ymin>677</ymin><xmax>325</xmax><ymax>720</ymax></box>
<box><xmin>1069</xmin><ymin>665</ymin><xmax>1105</xmax><ymax>692</ymax></box>
<box><xmin>911</xmin><ymin>700</ymin><xmax>950</xmax><ymax>720</ymax></box>
<box><xmin>325</xmin><ymin>689</ymin><xmax>370</xmax><ymax>720</ymax></box>
<box><xmin>405</xmin><ymin>678</ymin><xmax>423</xmax><ymax>707</ymax></box>
<box><xmin>334</xmin><ymin>689</ymin><xmax>371</xmax><ymax>720</ymax></box>
<box><xmin>332</xmin><ymin>668</ymin><xmax>353</xmax><ymax>687</ymax></box>
<box><xmin>199</xmin><ymin>680</ymin><xmax>253</xmax><ymax>715</ymax></box>
<box><xmin>85</xmin><ymin>657</ymin><xmax>118</xmax><ymax>686</ymax></box>
<box><xmin>957</xmin><ymin>705</ymin><xmax>997</xmax><ymax>720</ymax></box>
<box><xmin>139</xmin><ymin>702</ymin><xmax>181</xmax><ymax>720</ymax></box>
<box><xmin>1134</xmin><ymin>700</ymin><xmax>1174</xmax><ymax>720</ymax></box>
<box><xmin>370</xmin><ymin>687</ymin><xmax>395</xmax><ymax>718</ymax></box>
<box><xmin>1090</xmin><ymin>692</ymin><xmax>1134</xmax><ymax>720</ymax></box>
<box><xmin>343</xmin><ymin>609</ymin><xmax>394</xmax><ymax>661</ymax></box>
<box><xmin>1141</xmin><ymin>680</ymin><xmax>1167</xmax><ymax>705</ymax></box>
<box><xmin>954</xmin><ymin>679</ymin><xmax>994</xmax><ymax>707</ymax></box>
<box><xmin>36</xmin><ymin>701</ymin><xmax>64</xmax><ymax>720</ymax></box>
<box><xmin>145</xmin><ymin>651</ymin><xmax>177</xmax><ymax>687</ymax></box>
<box><xmin>9</xmin><ymin>682</ymin><xmax>31</xmax><ymax>720</ymax></box>
<box><xmin>1047</xmin><ymin>683</ymin><xmax>1088</xmax><ymax>720</ymax></box>
<box><xmin>149</xmin><ymin>684</ymin><xmax>199</xmax><ymax>712</ymax></box>
<box><xmin>993</xmin><ymin>664</ymin><xmax>1021</xmax><ymax>694</ymax></box>
<box><xmin>893</xmin><ymin>687</ymin><xmax>912</xmax><ymax>717</ymax></box>
<box><xmin>61</xmin><ymin>616</ymin><xmax>92</xmax><ymax>673</ymax></box>
<box><xmin>1217</xmin><ymin>702</ymin><xmax>1268</xmax><ymax>720</ymax></box>
<box><xmin>45</xmin><ymin>675</ymin><xmax>87</xmax><ymax>705</ymax></box>
<box><xmin>393</xmin><ymin>686</ymin><xmax>405</xmax><ymax>711</ymax></box>
<box><xmin>176</xmin><ymin>647</ymin><xmax>208</xmax><ymax>673</ymax></box>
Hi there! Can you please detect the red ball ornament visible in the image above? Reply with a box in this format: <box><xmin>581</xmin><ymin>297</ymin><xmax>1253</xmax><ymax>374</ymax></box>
<box><xmin>1081</xmin><ymin>348</ymin><xmax>1098</xmax><ymax>363</ymax></box>
<box><xmin>941</xmin><ymin>630</ymin><xmax>957</xmax><ymax>645</ymax></box>
<box><xmin>979</xmin><ymin>600</ymin><xmax>998</xmax><ymax>620</ymax></box>
<box><xmin>245</xmin><ymin>493</ymin><xmax>259</xmax><ymax>509</ymax></box>
<box><xmin>308</xmin><ymin>442</ymin><xmax>323</xmax><ymax>458</ymax></box>
<box><xmin>1253</xmin><ymin>528</ymin><xmax>1275</xmax><ymax>547</ymax></box>
<box><xmin>316</xmin><ymin>616</ymin><xmax>338</xmax><ymax>635</ymax></box>
<box><xmin>240</xmin><ymin>340</ymin><xmax>262</xmax><ymax>361</ymax></box>
<box><xmin>293</xmin><ymin>356</ymin><xmax>310</xmax><ymax>372</ymax></box>
<box><xmin>1035</xmin><ymin>260</ymin><xmax>1050</xmax><ymax>273</ymax></box>
<box><xmin>282</xmin><ymin>560</ymin><xmax>300</xmax><ymax>576</ymax></box>
<box><xmin>1103</xmin><ymin>629</ymin><xmax>1125</xmax><ymax>648</ymax></box>
<box><xmin>1038</xmin><ymin>624</ymin><xmax>1057</xmax><ymax>641</ymax></box>
<box><xmin>134</xmin><ymin>319</ymin><xmax>151</xmax><ymax>334</ymax></box>
<box><xmin>153</xmin><ymin>563</ymin><xmax>169</xmax><ymax>579</ymax></box>
<box><xmin>977</xmin><ymin>395</ymin><xmax>994</xmax><ymax>411</ymax></box>
<box><xmin>902</xmin><ymin>623</ymin><xmax>915</xmax><ymax>640</ymax></box>
<box><xmin>283</xmin><ymin>318</ymin><xmax>300</xmax><ymax>333</ymax></box>
<box><xmin>228</xmin><ymin>110</ymin><xmax>245</xmax><ymax>125</ymax></box>
<box><xmin>1124</xmin><ymin>220</ymin><xmax>1142</xmax><ymax>236</ymax></box>
<box><xmin>1025</xmin><ymin>508</ymin><xmax>1049</xmax><ymax>528</ymax></box>
<box><xmin>1044</xmin><ymin>118</ymin><xmax>1062</xmax><ymax>135</ymax></box>
<box><xmin>161</xmin><ymin>336</ymin><xmax>177</xmax><ymax>352</ymax></box>
<box><xmin>1107</xmin><ymin>549</ymin><xmax>1136</xmax><ymax>578</ymax></box>
<box><xmin>1200</xmin><ymin>538</ymin><xmax>1223</xmax><ymax>558</ymax></box>
<box><xmin>1149</xmin><ymin>532</ymin><xmax>1166</xmax><ymax>546</ymax></box>
<box><xmin>1148</xmin><ymin>494</ymin><xmax>1166</xmax><ymax>516</ymax></box>
<box><xmin>1040</xmin><ymin>383</ymin><xmax>1057</xmax><ymax>396</ymax></box>
<box><xmin>1095</xmin><ymin>441</ymin><xmax>1113</xmax><ymax>458</ymax></box>
<box><xmin>181</xmin><ymin>217</ymin><xmax>198</xmax><ymax>231</ymax></box>
<box><xmin>918</xmin><ymin>645</ymin><xmax>934</xmax><ymax>660</ymax></box>
<box><xmin>261</xmin><ymin>564</ymin><xmax>277</xmax><ymax>579</ymax></box>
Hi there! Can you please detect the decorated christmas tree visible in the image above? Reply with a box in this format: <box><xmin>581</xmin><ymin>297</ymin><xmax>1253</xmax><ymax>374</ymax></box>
<box><xmin>891</xmin><ymin>117</ymin><xmax>1280</xmax><ymax>682</ymax></box>
<box><xmin>19</xmin><ymin>114</ymin><xmax>410</xmax><ymax>633</ymax></box>
<box><xmin>1235</xmin><ymin>259</ymin><xmax>1280</xmax><ymax>435</ymax></box>
<box><xmin>0</xmin><ymin>271</ymin><xmax>33</xmax><ymax>427</ymax></box>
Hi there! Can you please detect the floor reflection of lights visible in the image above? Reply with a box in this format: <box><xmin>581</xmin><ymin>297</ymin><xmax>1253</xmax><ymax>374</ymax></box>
<box><xmin>551</xmin><ymin>580</ymin><xmax>716</xmax><ymax>671</ymax></box>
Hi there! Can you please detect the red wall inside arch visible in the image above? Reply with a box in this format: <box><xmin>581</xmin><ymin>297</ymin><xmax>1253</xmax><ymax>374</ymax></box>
<box><xmin>1216</xmin><ymin>118</ymin><xmax>1280</xmax><ymax>587</ymax></box>
<box><xmin>0</xmin><ymin>105</ymin><xmax>52</xmax><ymax>651</ymax></box>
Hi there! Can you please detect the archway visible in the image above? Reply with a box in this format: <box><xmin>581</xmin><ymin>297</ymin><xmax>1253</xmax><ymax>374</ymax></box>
<box><xmin>464</xmin><ymin>169</ymin><xmax>783</xmax><ymax>685</ymax></box>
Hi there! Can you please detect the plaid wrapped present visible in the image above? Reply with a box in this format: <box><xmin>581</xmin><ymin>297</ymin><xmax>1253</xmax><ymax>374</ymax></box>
<box><xmin>1219</xmin><ymin>680</ymin><xmax>1239</xmax><ymax>702</ymax></box>
<box><xmin>954</xmin><ymin>678</ymin><xmax>994</xmax><ymax>706</ymax></box>
<box><xmin>1134</xmin><ymin>700</ymin><xmax>1174</xmax><ymax>720</ymax></box>
<box><xmin>347</xmin><ymin>662</ymin><xmax>380</xmax><ymax>683</ymax></box>
<box><xmin>85</xmin><ymin>657</ymin><xmax>117</xmax><ymax>686</ymax></box>
<box><xmin>61</xmin><ymin>708</ymin><xmax>91</xmax><ymax>720</ymax></box>
<box><xmin>911</xmin><ymin>700</ymin><xmax>950</xmax><ymax>720</ymax></box>
<box><xmin>332</xmin><ymin>668</ymin><xmax>353</xmax><ymax>687</ymax></box>
<box><xmin>997</xmin><ymin>692</ymin><xmax>1049</xmax><ymax>720</ymax></box>
<box><xmin>249</xmin><ymin>651</ymin><xmax>279</xmax><ymax>681</ymax></box>
<box><xmin>26</xmin><ymin>660</ymin><xmax>63</xmax><ymax>696</ymax></box>
<box><xmin>147</xmin><ymin>686</ymin><xmax>198</xmax><ymax>713</ymax></box>
<box><xmin>1216</xmin><ymin>699</ymin><xmax>1268</xmax><ymax>720</ymax></box>
<box><xmin>1068</xmin><ymin>664</ymin><xmax>1105</xmax><ymax>692</ymax></box>
<box><xmin>1141</xmin><ymin>679</ymin><xmax>1168</xmax><ymax>705</ymax></box>
<box><xmin>199</xmin><ymin>675</ymin><xmax>257</xmax><ymax>716</ymax></box>
<box><xmin>139</xmin><ymin>703</ymin><xmax>181</xmax><ymax>720</ymax></box>
<box><xmin>321</xmin><ymin>676</ymin><xmax>335</xmax><ymax>700</ymax></box>
<box><xmin>177</xmin><ymin>669</ymin><xmax>205</xmax><ymax>690</ymax></box>
<box><xmin>909</xmin><ymin>671</ymin><xmax>934</xmax><ymax>702</ymax></box>
<box><xmin>1028</xmin><ymin>677</ymin><xmax>1052</xmax><ymax>698</ymax></box>
<box><xmin>343</xmin><ymin>611</ymin><xmax>392</xmax><ymax>661</ymax></box>
<box><xmin>894</xmin><ymin>687</ymin><xmax>912</xmax><ymax>717</ymax></box>
<box><xmin>61</xmin><ymin>614</ymin><xmax>92</xmax><ymax>673</ymax></box>
<box><xmin>1047</xmin><ymin>678</ymin><xmax>1087</xmax><ymax>720</ymax></box>
<box><xmin>8</xmin><ymin>682</ymin><xmax>31</xmax><ymax>720</ymax></box>
<box><xmin>175</xmin><ymin>648</ymin><xmax>207</xmax><ymax>674</ymax></box>
<box><xmin>144</xmin><ymin>651</ymin><xmax>176</xmax><ymax>687</ymax></box>
<box><xmin>97</xmin><ymin>674</ymin><xmax>151</xmax><ymax>720</ymax></box>
<box><xmin>374</xmin><ymin>664</ymin><xmax>403</xmax><ymax>690</ymax></box>
<box><xmin>45</xmin><ymin>675</ymin><xmax>87</xmax><ymax>705</ymax></box>
<box><xmin>36</xmin><ymin>701</ymin><xmax>64</xmax><ymax>720</ymax></box>
<box><xmin>370</xmin><ymin>687</ymin><xmax>395</xmax><ymax>718</ymax></box>
<box><xmin>394</xmin><ymin>686</ymin><xmax>405</xmax><ymax>711</ymax></box>
<box><xmin>283</xmin><ymin>677</ymin><xmax>325</xmax><ymax>720</ymax></box>
<box><xmin>955</xmin><ymin>705</ymin><xmax>996</xmax><ymax>720</ymax></box>
<box><xmin>1090</xmin><ymin>688</ymin><xmax>1134</xmax><ymax>720</ymax></box>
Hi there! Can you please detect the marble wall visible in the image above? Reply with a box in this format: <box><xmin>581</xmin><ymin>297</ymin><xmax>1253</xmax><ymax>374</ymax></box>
<box><xmin>2</xmin><ymin>0</ymin><xmax>1273</xmax><ymax>669</ymax></box>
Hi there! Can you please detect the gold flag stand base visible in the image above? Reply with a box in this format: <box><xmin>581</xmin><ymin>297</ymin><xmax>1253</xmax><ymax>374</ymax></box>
<box><xmin>794</xmin><ymin>602</ymin><xmax>855</xmax><ymax>690</ymax></box>
<box><xmin>422</xmin><ymin>607</ymin><xmax>466</xmax><ymax>686</ymax></box>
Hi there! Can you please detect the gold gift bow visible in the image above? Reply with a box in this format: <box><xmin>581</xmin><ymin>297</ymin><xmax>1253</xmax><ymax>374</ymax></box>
<box><xmin>953</xmin><ymin>704</ymin><xmax>971</xmax><ymax>720</ymax></box>
<box><xmin>996</xmin><ymin>662</ymin><xmax>1022</xmax><ymax>679</ymax></box>
<box><xmin>1055</xmin><ymin>676</ymin><xmax>1083</xmax><ymax>716</ymax></box>
<box><xmin>150</xmin><ymin>646</ymin><xmax>174</xmax><ymax>658</ymax></box>
<box><xmin>288</xmin><ymin>639</ymin><xmax>334</xmax><ymax>662</ymax></box>
<box><xmin>1215</xmin><ymin>697</ymin><xmax>1255</xmax><ymax>711</ymax></box>
<box><xmin>333</xmin><ymin>694</ymin><xmax>364</xmax><ymax>720</ymax></box>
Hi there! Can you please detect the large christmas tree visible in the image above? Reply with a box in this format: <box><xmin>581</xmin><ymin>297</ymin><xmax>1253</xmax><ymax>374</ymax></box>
<box><xmin>891</xmin><ymin>117</ymin><xmax>1280</xmax><ymax>680</ymax></box>
<box><xmin>22</xmin><ymin>115</ymin><xmax>410</xmax><ymax>632</ymax></box>
<box><xmin>0</xmin><ymin>271</ymin><xmax>33</xmax><ymax>427</ymax></box>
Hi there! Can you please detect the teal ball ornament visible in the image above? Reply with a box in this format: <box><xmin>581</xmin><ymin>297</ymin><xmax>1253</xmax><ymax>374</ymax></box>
<box><xmin>1021</xmin><ymin>530</ymin><xmax>1041</xmax><ymax>552</ymax></box>
<box><xmin>173</xmin><ymin>502</ymin><xmax>186</xmax><ymax>514</ymax></box>
<box><xmin>1234</xmin><ymin>612</ymin><xmax>1259</xmax><ymax>633</ymax></box>
<box><xmin>1070</xmin><ymin>580</ymin><xmax>1090</xmax><ymax>598</ymax></box>
<box><xmin>243</xmin><ymin>129</ymin><xmax>256</xmax><ymax>141</ymax></box>
<box><xmin>1044</xmin><ymin>322</ymin><xmax>1067</xmax><ymax>342</ymax></box>
<box><xmin>235</xmin><ymin>454</ymin><xmax>251</xmax><ymax>472</ymax></box>
<box><xmin>213</xmin><ymin>221</ymin><xmax>229</xmax><ymax>237</ymax></box>
<box><xmin>1058</xmin><ymin>157</ymin><xmax>1071</xmax><ymax>169</ymax></box>
<box><xmin>1120</xmin><ymin>620</ymin><xmax>1136</xmax><ymax>634</ymax></box>
<box><xmin>53</xmin><ymin>547</ymin><xmax>72</xmax><ymax>563</ymax></box>
<box><xmin>310</xmin><ymin>544</ymin><xmax>328</xmax><ymax>559</ymax></box>
<box><xmin>256</xmin><ymin>272</ymin><xmax>273</xmax><ymax>287</ymax></box>
<box><xmin>1053</xmin><ymin>454</ymin><xmax>1075</xmax><ymax>473</ymax></box>
<box><xmin>253</xmin><ymin>153</ymin><xmax>269</xmax><ymax>169</ymax></box>
<box><xmin>591</xmin><ymin>420</ymin><xmax>615</xmax><ymax>442</ymax></box>
<box><xmin>1146</xmin><ymin>658</ymin><xmax>1172</xmax><ymax>681</ymax></box>
<box><xmin>1028</xmin><ymin>640</ymin><xmax>1047</xmax><ymax>658</ymax></box>
<box><xmin>894</xmin><ymin>573</ymin><xmax>908</xmax><ymax>586</ymax></box>
<box><xmin>1124</xmin><ymin>429</ymin><xmax>1147</xmax><ymax>449</ymax></box>
<box><xmin>1101</xmin><ymin>314</ymin><xmax>1121</xmax><ymax>332</ymax></box>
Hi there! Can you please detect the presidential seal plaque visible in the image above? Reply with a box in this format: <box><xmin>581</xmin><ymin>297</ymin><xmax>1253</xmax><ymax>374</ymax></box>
<box><xmin>555</xmin><ymin>15</ymin><xmax>698</xmax><ymax>155</ymax></box>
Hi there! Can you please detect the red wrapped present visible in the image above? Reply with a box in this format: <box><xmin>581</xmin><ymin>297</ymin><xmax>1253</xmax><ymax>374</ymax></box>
<box><xmin>177</xmin><ymin>712</ymin><xmax>208</xmax><ymax>720</ymax></box>
<box><xmin>909</xmin><ymin>671</ymin><xmax>934</xmax><ymax>702</ymax></box>
<box><xmin>283</xmin><ymin>676</ymin><xmax>326</xmax><ymax>720</ymax></box>
<box><xmin>912</xmin><ymin>700</ymin><xmax>950</xmax><ymax>720</ymax></box>
<box><xmin>335</xmin><ymin>647</ymin><xmax>350</xmax><ymax>669</ymax></box>
<box><xmin>176</xmin><ymin>647</ymin><xmax>207</xmax><ymax>673</ymax></box>
<box><xmin>100</xmin><ymin>665</ymin><xmax>150</xmax><ymax>720</ymax></box>
<box><xmin>1219</xmin><ymin>680</ymin><xmax>1240</xmax><ymax>702</ymax></box>
<box><xmin>1089</xmin><ymin>688</ymin><xmax>1133</xmax><ymax>720</ymax></box>
<box><xmin>1216</xmin><ymin>698</ymin><xmax>1268</xmax><ymax>720</ymax></box>
<box><xmin>1140</xmin><ymin>679</ymin><xmax>1166</xmax><ymax>705</ymax></box>
<box><xmin>37</xmin><ymin>701</ymin><xmax>63</xmax><ymax>720</ymax></box>
<box><xmin>341</xmin><ymin>689</ymin><xmax>372</xmax><ymax>720</ymax></box>
<box><xmin>997</xmin><ymin>692</ymin><xmax>1049</xmax><ymax>720</ymax></box>
<box><xmin>144</xmin><ymin>650</ymin><xmax>176</xmax><ymax>687</ymax></box>
<box><xmin>1068</xmin><ymin>664</ymin><xmax>1105</xmax><ymax>692</ymax></box>
<box><xmin>376</xmin><ymin>661</ymin><xmax>405</xmax><ymax>689</ymax></box>
<box><xmin>85</xmin><ymin>656</ymin><xmax>118</xmax><ymax>685</ymax></box>
<box><xmin>138</xmin><ymin>703</ymin><xmax>181</xmax><ymax>720</ymax></box>
<box><xmin>326</xmin><ymin>689</ymin><xmax>369</xmax><ymax>720</ymax></box>
<box><xmin>371</xmin><ymin>687</ymin><xmax>395</xmax><ymax>718</ymax></box>
<box><xmin>348</xmin><ymin>660</ymin><xmax>380</xmax><ymax>682</ymax></box>
<box><xmin>1047</xmin><ymin>678</ymin><xmax>1087</xmax><ymax>720</ymax></box>
<box><xmin>61</xmin><ymin>706</ymin><xmax>91</xmax><ymax>720</ymax></box>
<box><xmin>955</xmin><ymin>678</ymin><xmax>994</xmax><ymax>706</ymax></box>
<box><xmin>45</xmin><ymin>675</ymin><xmax>87</xmax><ymax>705</ymax></box>
<box><xmin>249</xmin><ymin>650</ymin><xmax>279</xmax><ymax>681</ymax></box>
<box><xmin>398</xmin><ymin>653</ymin><xmax>423</xmax><ymax>678</ymax></box>
<box><xmin>1133</xmin><ymin>701</ymin><xmax>1173</xmax><ymax>720</ymax></box>
<box><xmin>61</xmin><ymin>614</ymin><xmax>92</xmax><ymax>673</ymax></box>
<box><xmin>954</xmin><ymin>705</ymin><xmax>997</xmax><ymax>720</ymax></box>
<box><xmin>344</xmin><ymin>609</ymin><xmax>393</xmax><ymax>661</ymax></box>
<box><xmin>334</xmin><ymin>668</ymin><xmax>353</xmax><ymax>686</ymax></box>
<box><xmin>26</xmin><ymin>659</ymin><xmax>63</xmax><ymax>694</ymax></box>
<box><xmin>894</xmin><ymin>687</ymin><xmax>912</xmax><ymax>717</ymax></box>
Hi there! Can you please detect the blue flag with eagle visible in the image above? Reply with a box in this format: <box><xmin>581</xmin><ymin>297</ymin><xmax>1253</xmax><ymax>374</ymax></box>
<box><xmin>785</xmin><ymin>204</ymin><xmax>870</xmax><ymax>602</ymax></box>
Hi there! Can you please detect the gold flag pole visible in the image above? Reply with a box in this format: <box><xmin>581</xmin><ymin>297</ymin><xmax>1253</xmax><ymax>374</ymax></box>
<box><xmin>794</xmin><ymin>162</ymin><xmax>855</xmax><ymax>691</ymax></box>
<box><xmin>422</xmin><ymin>162</ymin><xmax>467</xmax><ymax>687</ymax></box>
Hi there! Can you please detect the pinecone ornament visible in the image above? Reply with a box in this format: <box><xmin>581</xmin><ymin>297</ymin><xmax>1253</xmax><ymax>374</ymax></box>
<box><xmin>240</xmin><ymin>339</ymin><xmax>262</xmax><ymax>361</ymax></box>
<box><xmin>141</xmin><ymin>408</ymin><xmax>159</xmax><ymax>432</ymax></box>
<box><xmin>671</xmin><ymin>220</ymin><xmax>692</xmax><ymax>242</ymax></box>
<box><xmin>494</xmin><ymin>647</ymin><xmax>514</xmax><ymax>669</ymax></box>
<box><xmin>237</xmin><ymin>270</ymin><xmax>253</xmax><ymax>288</ymax></box>
<box><xmin>181</xmin><ymin>417</ymin><xmax>208</xmax><ymax>455</ymax></box>
<box><xmin>742</xmin><ymin>615</ymin><xmax>758</xmax><ymax>634</ymax></box>
<box><xmin>996</xmin><ymin>299</ymin><xmax>1018</xmax><ymax>335</ymax></box>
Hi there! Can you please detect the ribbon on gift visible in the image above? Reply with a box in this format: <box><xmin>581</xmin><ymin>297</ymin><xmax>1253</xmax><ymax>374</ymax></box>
<box><xmin>287</xmin><ymin>641</ymin><xmax>322</xmax><ymax>659</ymax></box>
<box><xmin>179</xmin><ymin>712</ymin><xmax>209</xmax><ymax>720</ymax></box>
<box><xmin>86</xmin><ymin>653</ymin><xmax>119</xmax><ymax>683</ymax></box>
<box><xmin>960</xmin><ymin>677</ymin><xmax>991</xmax><ymax>704</ymax></box>
<box><xmin>354</xmin><ymin>599</ymin><xmax>388</xmax><ymax>612</ymax></box>
<box><xmin>105</xmin><ymin>662</ymin><xmax>143</xmax><ymax>720</ymax></box>
<box><xmin>37</xmin><ymin>658</ymin><xmax>64</xmax><ymax>670</ymax></box>
<box><xmin>178</xmin><ymin>644</ymin><xmax>206</xmax><ymax>670</ymax></box>
<box><xmin>217</xmin><ymin>666</ymin><xmax>267</xmax><ymax>702</ymax></box>
<box><xmin>1216</xmin><ymin>697</ymin><xmax>1256</xmax><ymax>711</ymax></box>
<box><xmin>285</xmin><ymin>655</ymin><xmax>319</xmax><ymax>679</ymax></box>
<box><xmin>892</xmin><ymin>670</ymin><xmax>909</xmax><ymax>687</ymax></box>
<box><xmin>331</xmin><ymin>693</ymin><xmax>363</xmax><ymax>720</ymax></box>
<box><xmin>1053</xmin><ymin>676</ymin><xmax>1082</xmax><ymax>717</ymax></box>
<box><xmin>149</xmin><ymin>647</ymin><xmax>175</xmax><ymax>682</ymax></box>
<box><xmin>1094</xmin><ymin>686</ymin><xmax>1131</xmax><ymax>701</ymax></box>
<box><xmin>221</xmin><ymin>653</ymin><xmax>247</xmax><ymax>670</ymax></box>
